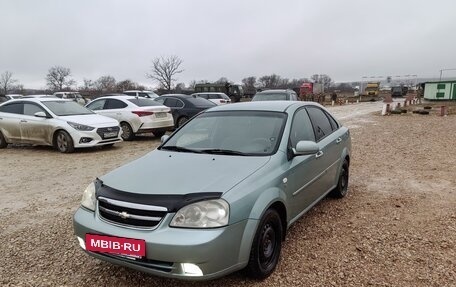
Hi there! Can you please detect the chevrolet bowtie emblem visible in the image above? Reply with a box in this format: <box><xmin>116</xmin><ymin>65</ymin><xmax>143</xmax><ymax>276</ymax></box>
<box><xmin>119</xmin><ymin>211</ymin><xmax>130</xmax><ymax>219</ymax></box>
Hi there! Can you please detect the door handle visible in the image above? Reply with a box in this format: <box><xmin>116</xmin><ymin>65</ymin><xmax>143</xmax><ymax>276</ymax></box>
<box><xmin>336</xmin><ymin>137</ymin><xmax>342</xmax><ymax>144</ymax></box>
<box><xmin>20</xmin><ymin>120</ymin><xmax>27</xmax><ymax>123</ymax></box>
<box><xmin>315</xmin><ymin>151</ymin><xmax>324</xmax><ymax>158</ymax></box>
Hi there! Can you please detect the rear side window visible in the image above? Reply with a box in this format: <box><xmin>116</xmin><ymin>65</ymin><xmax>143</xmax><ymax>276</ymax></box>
<box><xmin>325</xmin><ymin>111</ymin><xmax>339</xmax><ymax>131</ymax></box>
<box><xmin>128</xmin><ymin>98</ymin><xmax>161</xmax><ymax>107</ymax></box>
<box><xmin>196</xmin><ymin>94</ymin><xmax>209</xmax><ymax>99</ymax></box>
<box><xmin>0</xmin><ymin>103</ymin><xmax>23</xmax><ymax>114</ymax></box>
<box><xmin>164</xmin><ymin>98</ymin><xmax>178</xmax><ymax>107</ymax></box>
<box><xmin>105</xmin><ymin>99</ymin><xmax>127</xmax><ymax>109</ymax></box>
<box><xmin>124</xmin><ymin>92</ymin><xmax>135</xmax><ymax>96</ymax></box>
<box><xmin>306</xmin><ymin>106</ymin><xmax>333</xmax><ymax>141</ymax></box>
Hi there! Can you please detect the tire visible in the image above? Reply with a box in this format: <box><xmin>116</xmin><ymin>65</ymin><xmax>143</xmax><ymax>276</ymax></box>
<box><xmin>55</xmin><ymin>130</ymin><xmax>74</xmax><ymax>153</ymax></box>
<box><xmin>330</xmin><ymin>159</ymin><xmax>349</xmax><ymax>198</ymax></box>
<box><xmin>120</xmin><ymin>122</ymin><xmax>134</xmax><ymax>141</ymax></box>
<box><xmin>152</xmin><ymin>130</ymin><xmax>166</xmax><ymax>138</ymax></box>
<box><xmin>246</xmin><ymin>209</ymin><xmax>283</xmax><ymax>279</ymax></box>
<box><xmin>0</xmin><ymin>131</ymin><xmax>7</xmax><ymax>148</ymax></box>
<box><xmin>176</xmin><ymin>116</ymin><xmax>188</xmax><ymax>128</ymax></box>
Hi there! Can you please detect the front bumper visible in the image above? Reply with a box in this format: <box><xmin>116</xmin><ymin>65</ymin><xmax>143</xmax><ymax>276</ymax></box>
<box><xmin>73</xmin><ymin>207</ymin><xmax>257</xmax><ymax>280</ymax></box>
<box><xmin>69</xmin><ymin>129</ymin><xmax>122</xmax><ymax>148</ymax></box>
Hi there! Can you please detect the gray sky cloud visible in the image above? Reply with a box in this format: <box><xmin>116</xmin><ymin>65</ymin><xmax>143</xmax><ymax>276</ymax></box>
<box><xmin>1</xmin><ymin>0</ymin><xmax>456</xmax><ymax>89</ymax></box>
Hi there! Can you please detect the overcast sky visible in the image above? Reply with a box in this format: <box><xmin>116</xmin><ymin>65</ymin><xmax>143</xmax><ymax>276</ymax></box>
<box><xmin>1</xmin><ymin>0</ymin><xmax>456</xmax><ymax>89</ymax></box>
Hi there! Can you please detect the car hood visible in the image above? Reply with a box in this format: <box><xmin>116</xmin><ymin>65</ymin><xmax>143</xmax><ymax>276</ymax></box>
<box><xmin>60</xmin><ymin>114</ymin><xmax>119</xmax><ymax>126</ymax></box>
<box><xmin>100</xmin><ymin>150</ymin><xmax>270</xmax><ymax>195</ymax></box>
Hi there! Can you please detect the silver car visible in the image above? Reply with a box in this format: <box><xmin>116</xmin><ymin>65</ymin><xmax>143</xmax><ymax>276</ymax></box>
<box><xmin>0</xmin><ymin>98</ymin><xmax>122</xmax><ymax>152</ymax></box>
<box><xmin>73</xmin><ymin>101</ymin><xmax>351</xmax><ymax>280</ymax></box>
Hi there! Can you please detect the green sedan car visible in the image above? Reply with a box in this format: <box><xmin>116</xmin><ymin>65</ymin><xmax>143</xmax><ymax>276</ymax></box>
<box><xmin>73</xmin><ymin>101</ymin><xmax>351</xmax><ymax>280</ymax></box>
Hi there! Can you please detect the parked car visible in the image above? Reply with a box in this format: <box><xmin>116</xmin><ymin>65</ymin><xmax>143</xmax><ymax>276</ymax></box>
<box><xmin>123</xmin><ymin>90</ymin><xmax>159</xmax><ymax>99</ymax></box>
<box><xmin>191</xmin><ymin>92</ymin><xmax>231</xmax><ymax>105</ymax></box>
<box><xmin>73</xmin><ymin>101</ymin><xmax>351</xmax><ymax>280</ymax></box>
<box><xmin>5</xmin><ymin>94</ymin><xmax>23</xmax><ymax>100</ymax></box>
<box><xmin>252</xmin><ymin>89</ymin><xmax>299</xmax><ymax>101</ymax></box>
<box><xmin>53</xmin><ymin>92</ymin><xmax>88</xmax><ymax>105</ymax></box>
<box><xmin>154</xmin><ymin>94</ymin><xmax>216</xmax><ymax>128</ymax></box>
<box><xmin>0</xmin><ymin>98</ymin><xmax>122</xmax><ymax>152</ymax></box>
<box><xmin>22</xmin><ymin>94</ymin><xmax>58</xmax><ymax>99</ymax></box>
<box><xmin>85</xmin><ymin>95</ymin><xmax>174</xmax><ymax>140</ymax></box>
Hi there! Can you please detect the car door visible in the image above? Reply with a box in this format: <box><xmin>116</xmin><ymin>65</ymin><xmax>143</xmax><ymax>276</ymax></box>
<box><xmin>0</xmin><ymin>102</ymin><xmax>24</xmax><ymax>143</ymax></box>
<box><xmin>20</xmin><ymin>102</ymin><xmax>53</xmax><ymax>145</ymax></box>
<box><xmin>283</xmin><ymin>107</ymin><xmax>327</xmax><ymax>219</ymax></box>
<box><xmin>162</xmin><ymin>98</ymin><xmax>181</xmax><ymax>124</ymax></box>
<box><xmin>306</xmin><ymin>106</ymin><xmax>340</xmax><ymax>192</ymax></box>
<box><xmin>103</xmin><ymin>99</ymin><xmax>128</xmax><ymax>122</ymax></box>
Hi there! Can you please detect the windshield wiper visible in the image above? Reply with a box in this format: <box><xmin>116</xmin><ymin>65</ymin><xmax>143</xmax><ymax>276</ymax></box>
<box><xmin>200</xmin><ymin>149</ymin><xmax>248</xmax><ymax>156</ymax></box>
<box><xmin>161</xmin><ymin>146</ymin><xmax>202</xmax><ymax>153</ymax></box>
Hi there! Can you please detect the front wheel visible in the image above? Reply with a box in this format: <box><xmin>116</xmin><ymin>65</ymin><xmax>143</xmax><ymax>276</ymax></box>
<box><xmin>55</xmin><ymin>130</ymin><xmax>74</xmax><ymax>153</ymax></box>
<box><xmin>330</xmin><ymin>159</ymin><xmax>349</xmax><ymax>198</ymax></box>
<box><xmin>246</xmin><ymin>209</ymin><xmax>283</xmax><ymax>279</ymax></box>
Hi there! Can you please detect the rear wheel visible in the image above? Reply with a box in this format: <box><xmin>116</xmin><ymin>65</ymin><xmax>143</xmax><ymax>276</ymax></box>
<box><xmin>120</xmin><ymin>122</ymin><xmax>134</xmax><ymax>141</ymax></box>
<box><xmin>0</xmin><ymin>131</ymin><xmax>7</xmax><ymax>148</ymax></box>
<box><xmin>176</xmin><ymin>116</ymin><xmax>188</xmax><ymax>128</ymax></box>
<box><xmin>55</xmin><ymin>130</ymin><xmax>74</xmax><ymax>153</ymax></box>
<box><xmin>330</xmin><ymin>159</ymin><xmax>349</xmax><ymax>198</ymax></box>
<box><xmin>246</xmin><ymin>209</ymin><xmax>283</xmax><ymax>279</ymax></box>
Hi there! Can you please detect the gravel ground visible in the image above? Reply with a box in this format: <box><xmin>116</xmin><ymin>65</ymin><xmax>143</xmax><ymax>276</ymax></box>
<box><xmin>0</xmin><ymin>102</ymin><xmax>455</xmax><ymax>287</ymax></box>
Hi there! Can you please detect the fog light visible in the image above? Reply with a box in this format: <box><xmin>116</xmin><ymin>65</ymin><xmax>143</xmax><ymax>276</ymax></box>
<box><xmin>77</xmin><ymin>236</ymin><xmax>86</xmax><ymax>250</ymax></box>
<box><xmin>181</xmin><ymin>263</ymin><xmax>203</xmax><ymax>276</ymax></box>
<box><xmin>79</xmin><ymin>137</ymin><xmax>93</xmax><ymax>143</ymax></box>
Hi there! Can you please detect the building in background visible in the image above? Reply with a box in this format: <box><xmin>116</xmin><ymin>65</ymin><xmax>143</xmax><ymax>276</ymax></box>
<box><xmin>423</xmin><ymin>81</ymin><xmax>456</xmax><ymax>100</ymax></box>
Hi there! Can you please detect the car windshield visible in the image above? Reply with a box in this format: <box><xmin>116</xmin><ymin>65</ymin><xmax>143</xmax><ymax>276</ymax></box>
<box><xmin>161</xmin><ymin>111</ymin><xmax>287</xmax><ymax>156</ymax></box>
<box><xmin>252</xmin><ymin>93</ymin><xmax>289</xmax><ymax>101</ymax></box>
<box><xmin>128</xmin><ymin>98</ymin><xmax>162</xmax><ymax>107</ymax></box>
<box><xmin>43</xmin><ymin>101</ymin><xmax>94</xmax><ymax>116</ymax></box>
<box><xmin>187</xmin><ymin>97</ymin><xmax>217</xmax><ymax>107</ymax></box>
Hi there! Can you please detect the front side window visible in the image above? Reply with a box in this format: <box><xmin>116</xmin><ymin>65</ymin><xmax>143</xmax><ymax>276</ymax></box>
<box><xmin>86</xmin><ymin>99</ymin><xmax>106</xmax><ymax>110</ymax></box>
<box><xmin>23</xmin><ymin>103</ymin><xmax>45</xmax><ymax>116</ymax></box>
<box><xmin>161</xmin><ymin>111</ymin><xmax>287</xmax><ymax>156</ymax></box>
<box><xmin>306</xmin><ymin>106</ymin><xmax>333</xmax><ymax>141</ymax></box>
<box><xmin>290</xmin><ymin>108</ymin><xmax>315</xmax><ymax>148</ymax></box>
<box><xmin>128</xmin><ymin>98</ymin><xmax>161</xmax><ymax>107</ymax></box>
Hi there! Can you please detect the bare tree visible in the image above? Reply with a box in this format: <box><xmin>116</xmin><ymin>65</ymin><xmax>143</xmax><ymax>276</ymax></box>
<box><xmin>311</xmin><ymin>74</ymin><xmax>333</xmax><ymax>90</ymax></box>
<box><xmin>258</xmin><ymin>74</ymin><xmax>282</xmax><ymax>88</ymax></box>
<box><xmin>116</xmin><ymin>79</ymin><xmax>144</xmax><ymax>92</ymax></box>
<box><xmin>215</xmin><ymin>77</ymin><xmax>230</xmax><ymax>84</ymax></box>
<box><xmin>46</xmin><ymin>66</ymin><xmax>76</xmax><ymax>91</ymax></box>
<box><xmin>96</xmin><ymin>75</ymin><xmax>116</xmax><ymax>92</ymax></box>
<box><xmin>146</xmin><ymin>56</ymin><xmax>184</xmax><ymax>91</ymax></box>
<box><xmin>188</xmin><ymin>80</ymin><xmax>197</xmax><ymax>89</ymax></box>
<box><xmin>0</xmin><ymin>71</ymin><xmax>18</xmax><ymax>94</ymax></box>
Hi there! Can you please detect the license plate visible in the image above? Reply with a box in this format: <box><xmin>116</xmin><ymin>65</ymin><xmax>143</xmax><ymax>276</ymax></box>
<box><xmin>155</xmin><ymin>112</ymin><xmax>166</xmax><ymax>118</ymax></box>
<box><xmin>103</xmin><ymin>132</ymin><xmax>117</xmax><ymax>138</ymax></box>
<box><xmin>85</xmin><ymin>234</ymin><xmax>146</xmax><ymax>257</ymax></box>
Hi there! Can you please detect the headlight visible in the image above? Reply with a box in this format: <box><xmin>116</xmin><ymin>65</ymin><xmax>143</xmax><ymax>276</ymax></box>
<box><xmin>67</xmin><ymin>121</ymin><xmax>95</xmax><ymax>131</ymax></box>
<box><xmin>81</xmin><ymin>182</ymin><xmax>96</xmax><ymax>211</ymax></box>
<box><xmin>170</xmin><ymin>199</ymin><xmax>229</xmax><ymax>228</ymax></box>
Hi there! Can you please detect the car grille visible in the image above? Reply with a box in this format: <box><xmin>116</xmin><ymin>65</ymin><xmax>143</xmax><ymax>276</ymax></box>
<box><xmin>98</xmin><ymin>197</ymin><xmax>168</xmax><ymax>229</ymax></box>
<box><xmin>99</xmin><ymin>253</ymin><xmax>175</xmax><ymax>273</ymax></box>
<box><xmin>97</xmin><ymin>126</ymin><xmax>120</xmax><ymax>139</ymax></box>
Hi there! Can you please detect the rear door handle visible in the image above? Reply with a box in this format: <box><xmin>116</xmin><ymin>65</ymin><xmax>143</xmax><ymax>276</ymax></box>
<box><xmin>315</xmin><ymin>151</ymin><xmax>324</xmax><ymax>158</ymax></box>
<box><xmin>336</xmin><ymin>137</ymin><xmax>342</xmax><ymax>144</ymax></box>
<box><xmin>20</xmin><ymin>119</ymin><xmax>27</xmax><ymax>123</ymax></box>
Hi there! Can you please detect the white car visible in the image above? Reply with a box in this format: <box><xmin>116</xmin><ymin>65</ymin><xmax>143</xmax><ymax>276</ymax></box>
<box><xmin>191</xmin><ymin>92</ymin><xmax>231</xmax><ymax>105</ymax></box>
<box><xmin>0</xmin><ymin>98</ymin><xmax>122</xmax><ymax>153</ymax></box>
<box><xmin>5</xmin><ymin>94</ymin><xmax>23</xmax><ymax>100</ymax></box>
<box><xmin>53</xmin><ymin>92</ymin><xmax>87</xmax><ymax>105</ymax></box>
<box><xmin>123</xmin><ymin>90</ymin><xmax>159</xmax><ymax>99</ymax></box>
<box><xmin>85</xmin><ymin>95</ymin><xmax>174</xmax><ymax>140</ymax></box>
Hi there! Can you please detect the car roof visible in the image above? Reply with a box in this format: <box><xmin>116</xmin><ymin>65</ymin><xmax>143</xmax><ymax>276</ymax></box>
<box><xmin>208</xmin><ymin>101</ymin><xmax>318</xmax><ymax>112</ymax></box>
<box><xmin>256</xmin><ymin>89</ymin><xmax>293</xmax><ymax>94</ymax></box>
<box><xmin>160</xmin><ymin>94</ymin><xmax>192</xmax><ymax>98</ymax></box>
<box><xmin>192</xmin><ymin>92</ymin><xmax>226</xmax><ymax>95</ymax></box>
<box><xmin>3</xmin><ymin>97</ymin><xmax>70</xmax><ymax>103</ymax></box>
<box><xmin>124</xmin><ymin>90</ymin><xmax>155</xmax><ymax>93</ymax></box>
<box><xmin>95</xmin><ymin>95</ymin><xmax>136</xmax><ymax>100</ymax></box>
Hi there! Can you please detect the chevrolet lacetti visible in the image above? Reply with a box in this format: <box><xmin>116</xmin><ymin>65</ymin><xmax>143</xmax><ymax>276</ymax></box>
<box><xmin>73</xmin><ymin>101</ymin><xmax>351</xmax><ymax>280</ymax></box>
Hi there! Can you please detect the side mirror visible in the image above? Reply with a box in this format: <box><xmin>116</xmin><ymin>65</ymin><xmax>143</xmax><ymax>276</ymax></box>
<box><xmin>34</xmin><ymin>111</ymin><xmax>48</xmax><ymax>118</ymax></box>
<box><xmin>293</xmin><ymin>140</ymin><xmax>319</xmax><ymax>156</ymax></box>
<box><xmin>161</xmin><ymin>135</ymin><xmax>170</xmax><ymax>143</ymax></box>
